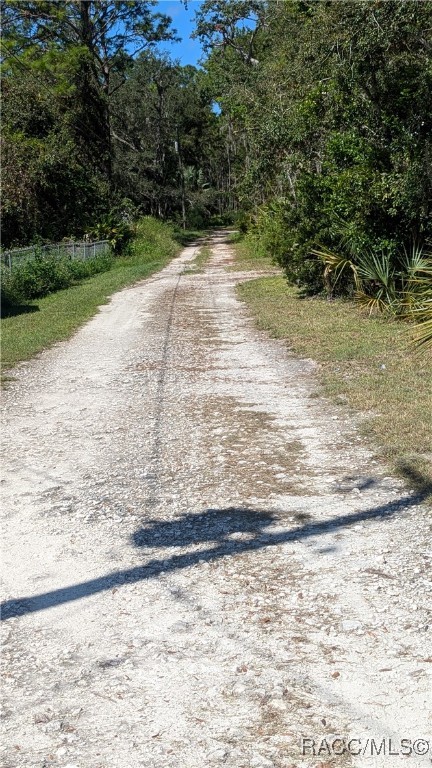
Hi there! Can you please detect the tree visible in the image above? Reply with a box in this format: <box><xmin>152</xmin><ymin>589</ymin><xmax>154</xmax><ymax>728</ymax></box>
<box><xmin>198</xmin><ymin>0</ymin><xmax>432</xmax><ymax>293</ymax></box>
<box><xmin>192</xmin><ymin>0</ymin><xmax>266</xmax><ymax>66</ymax></box>
<box><xmin>111</xmin><ymin>55</ymin><xmax>226</xmax><ymax>224</ymax></box>
<box><xmin>1</xmin><ymin>1</ymin><xmax>175</xmax><ymax>179</ymax></box>
<box><xmin>1</xmin><ymin>51</ymin><xmax>111</xmax><ymax>246</ymax></box>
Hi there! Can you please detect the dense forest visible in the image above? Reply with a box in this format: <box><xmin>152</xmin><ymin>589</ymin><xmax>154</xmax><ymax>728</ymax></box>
<box><xmin>1</xmin><ymin>0</ymin><xmax>431</xmax><ymax>333</ymax></box>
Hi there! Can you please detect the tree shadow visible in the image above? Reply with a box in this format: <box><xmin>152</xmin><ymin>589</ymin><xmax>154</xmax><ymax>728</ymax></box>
<box><xmin>1</xmin><ymin>302</ymin><xmax>39</xmax><ymax>318</ymax></box>
<box><xmin>1</xmin><ymin>490</ymin><xmax>425</xmax><ymax>622</ymax></box>
<box><xmin>334</xmin><ymin>475</ymin><xmax>378</xmax><ymax>493</ymax></box>
<box><xmin>396</xmin><ymin>460</ymin><xmax>432</xmax><ymax>499</ymax></box>
<box><xmin>172</xmin><ymin>229</ymin><xmax>210</xmax><ymax>247</ymax></box>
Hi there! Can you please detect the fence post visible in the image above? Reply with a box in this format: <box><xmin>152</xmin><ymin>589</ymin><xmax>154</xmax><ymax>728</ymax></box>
<box><xmin>8</xmin><ymin>252</ymin><xmax>12</xmax><ymax>270</ymax></box>
<box><xmin>72</xmin><ymin>243</ymin><xmax>75</xmax><ymax>261</ymax></box>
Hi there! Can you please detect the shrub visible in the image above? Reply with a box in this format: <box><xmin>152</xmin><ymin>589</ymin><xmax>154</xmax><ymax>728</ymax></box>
<box><xmin>242</xmin><ymin>201</ymin><xmax>325</xmax><ymax>294</ymax></box>
<box><xmin>1</xmin><ymin>267</ymin><xmax>25</xmax><ymax>313</ymax></box>
<box><xmin>127</xmin><ymin>216</ymin><xmax>179</xmax><ymax>262</ymax></box>
<box><xmin>1</xmin><ymin>250</ymin><xmax>113</xmax><ymax>314</ymax></box>
<box><xmin>11</xmin><ymin>253</ymin><xmax>73</xmax><ymax>299</ymax></box>
<box><xmin>313</xmin><ymin>240</ymin><xmax>432</xmax><ymax>349</ymax></box>
<box><xmin>89</xmin><ymin>212</ymin><xmax>133</xmax><ymax>253</ymax></box>
<box><xmin>68</xmin><ymin>253</ymin><xmax>113</xmax><ymax>280</ymax></box>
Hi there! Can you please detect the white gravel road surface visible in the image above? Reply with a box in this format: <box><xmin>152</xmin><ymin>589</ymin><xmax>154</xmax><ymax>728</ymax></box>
<box><xmin>1</xmin><ymin>232</ymin><xmax>430</xmax><ymax>768</ymax></box>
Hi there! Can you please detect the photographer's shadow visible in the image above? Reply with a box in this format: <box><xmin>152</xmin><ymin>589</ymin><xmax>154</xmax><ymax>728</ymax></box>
<box><xmin>133</xmin><ymin>506</ymin><xmax>275</xmax><ymax>551</ymax></box>
<box><xmin>1</xmin><ymin>490</ymin><xmax>422</xmax><ymax>621</ymax></box>
<box><xmin>130</xmin><ymin>506</ymin><xmax>279</xmax><ymax>574</ymax></box>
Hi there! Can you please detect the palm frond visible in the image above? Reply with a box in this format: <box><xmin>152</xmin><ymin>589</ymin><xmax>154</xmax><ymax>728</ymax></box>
<box><xmin>412</xmin><ymin>317</ymin><xmax>432</xmax><ymax>349</ymax></box>
<box><xmin>354</xmin><ymin>290</ymin><xmax>389</xmax><ymax>315</ymax></box>
<box><xmin>409</xmin><ymin>294</ymin><xmax>432</xmax><ymax>349</ymax></box>
<box><xmin>399</xmin><ymin>243</ymin><xmax>432</xmax><ymax>278</ymax></box>
<box><xmin>311</xmin><ymin>246</ymin><xmax>360</xmax><ymax>292</ymax></box>
<box><xmin>355</xmin><ymin>249</ymin><xmax>395</xmax><ymax>290</ymax></box>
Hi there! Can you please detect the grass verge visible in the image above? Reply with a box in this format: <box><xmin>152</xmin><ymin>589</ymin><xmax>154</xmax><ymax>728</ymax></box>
<box><xmin>237</xmin><ymin>274</ymin><xmax>432</xmax><ymax>496</ymax></box>
<box><xmin>229</xmin><ymin>231</ymin><xmax>279</xmax><ymax>272</ymax></box>
<box><xmin>1</xmin><ymin>217</ymin><xmax>193</xmax><ymax>372</ymax></box>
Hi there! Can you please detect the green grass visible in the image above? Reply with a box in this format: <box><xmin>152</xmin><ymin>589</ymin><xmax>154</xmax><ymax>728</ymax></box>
<box><xmin>229</xmin><ymin>231</ymin><xmax>279</xmax><ymax>272</ymax></box>
<box><xmin>171</xmin><ymin>225</ymin><xmax>208</xmax><ymax>247</ymax></box>
<box><xmin>237</xmin><ymin>274</ymin><xmax>432</xmax><ymax>496</ymax></box>
<box><xmin>183</xmin><ymin>244</ymin><xmax>213</xmax><ymax>274</ymax></box>
<box><xmin>1</xmin><ymin>217</ymin><xmax>185</xmax><ymax>372</ymax></box>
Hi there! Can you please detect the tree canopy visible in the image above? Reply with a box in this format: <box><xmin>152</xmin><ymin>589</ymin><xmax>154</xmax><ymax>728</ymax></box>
<box><xmin>2</xmin><ymin>0</ymin><xmax>432</xmax><ymax>298</ymax></box>
<box><xmin>195</xmin><ymin>0</ymin><xmax>432</xmax><ymax>293</ymax></box>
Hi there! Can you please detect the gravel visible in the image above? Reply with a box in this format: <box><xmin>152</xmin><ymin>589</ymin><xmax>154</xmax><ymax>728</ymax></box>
<box><xmin>1</xmin><ymin>231</ymin><xmax>430</xmax><ymax>768</ymax></box>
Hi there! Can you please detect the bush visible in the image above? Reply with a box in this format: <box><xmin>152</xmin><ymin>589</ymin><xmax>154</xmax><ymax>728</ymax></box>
<box><xmin>10</xmin><ymin>253</ymin><xmax>72</xmax><ymax>299</ymax></box>
<box><xmin>209</xmin><ymin>211</ymin><xmax>235</xmax><ymax>227</ymax></box>
<box><xmin>89</xmin><ymin>211</ymin><xmax>133</xmax><ymax>253</ymax></box>
<box><xmin>241</xmin><ymin>201</ymin><xmax>325</xmax><ymax>294</ymax></box>
<box><xmin>1</xmin><ymin>250</ymin><xmax>113</xmax><ymax>314</ymax></box>
<box><xmin>127</xmin><ymin>216</ymin><xmax>179</xmax><ymax>262</ymax></box>
<box><xmin>1</xmin><ymin>268</ymin><xmax>25</xmax><ymax>313</ymax></box>
<box><xmin>67</xmin><ymin>253</ymin><xmax>113</xmax><ymax>280</ymax></box>
<box><xmin>0</xmin><ymin>216</ymin><xmax>179</xmax><ymax>317</ymax></box>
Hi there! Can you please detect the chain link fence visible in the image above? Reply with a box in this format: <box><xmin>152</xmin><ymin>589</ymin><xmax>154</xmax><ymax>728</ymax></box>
<box><xmin>1</xmin><ymin>240</ymin><xmax>111</xmax><ymax>270</ymax></box>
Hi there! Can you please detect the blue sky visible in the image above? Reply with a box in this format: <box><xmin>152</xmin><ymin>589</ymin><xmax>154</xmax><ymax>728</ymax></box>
<box><xmin>155</xmin><ymin>0</ymin><xmax>204</xmax><ymax>67</ymax></box>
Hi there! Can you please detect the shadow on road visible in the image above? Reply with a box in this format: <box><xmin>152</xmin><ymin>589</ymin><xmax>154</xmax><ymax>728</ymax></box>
<box><xmin>0</xmin><ymin>491</ymin><xmax>424</xmax><ymax>621</ymax></box>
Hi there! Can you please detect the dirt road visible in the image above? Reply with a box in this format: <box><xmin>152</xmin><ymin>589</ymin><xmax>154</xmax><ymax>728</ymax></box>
<box><xmin>1</xmin><ymin>232</ymin><xmax>430</xmax><ymax>768</ymax></box>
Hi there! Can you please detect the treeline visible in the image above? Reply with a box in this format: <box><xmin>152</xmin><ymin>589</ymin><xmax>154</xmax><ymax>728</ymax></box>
<box><xmin>1</xmin><ymin>1</ymin><xmax>231</xmax><ymax>248</ymax></box>
<box><xmin>196</xmin><ymin>0</ymin><xmax>432</xmax><ymax>318</ymax></box>
<box><xmin>2</xmin><ymin>0</ymin><xmax>431</xmax><ymax>343</ymax></box>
